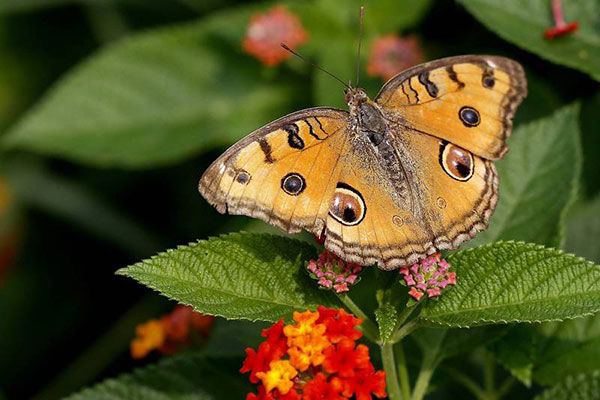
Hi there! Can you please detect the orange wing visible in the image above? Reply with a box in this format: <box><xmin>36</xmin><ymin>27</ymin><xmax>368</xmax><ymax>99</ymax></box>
<box><xmin>199</xmin><ymin>107</ymin><xmax>350</xmax><ymax>236</ymax></box>
<box><xmin>375</xmin><ymin>55</ymin><xmax>527</xmax><ymax>160</ymax></box>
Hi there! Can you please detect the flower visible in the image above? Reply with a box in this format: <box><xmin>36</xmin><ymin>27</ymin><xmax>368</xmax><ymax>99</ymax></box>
<box><xmin>306</xmin><ymin>250</ymin><xmax>363</xmax><ymax>293</ymax></box>
<box><xmin>242</xmin><ymin>6</ymin><xmax>309</xmax><ymax>66</ymax></box>
<box><xmin>399</xmin><ymin>253</ymin><xmax>456</xmax><ymax>302</ymax></box>
<box><xmin>256</xmin><ymin>360</ymin><xmax>298</xmax><ymax>394</ymax></box>
<box><xmin>544</xmin><ymin>0</ymin><xmax>578</xmax><ymax>39</ymax></box>
<box><xmin>367</xmin><ymin>34</ymin><xmax>423</xmax><ymax>81</ymax></box>
<box><xmin>242</xmin><ymin>307</ymin><xmax>386</xmax><ymax>399</ymax></box>
<box><xmin>130</xmin><ymin>319</ymin><xmax>165</xmax><ymax>359</ymax></box>
<box><xmin>130</xmin><ymin>305</ymin><xmax>215</xmax><ymax>359</ymax></box>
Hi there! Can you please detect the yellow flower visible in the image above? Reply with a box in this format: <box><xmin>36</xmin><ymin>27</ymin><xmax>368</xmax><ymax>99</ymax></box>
<box><xmin>130</xmin><ymin>319</ymin><xmax>165</xmax><ymax>359</ymax></box>
<box><xmin>283</xmin><ymin>310</ymin><xmax>320</xmax><ymax>339</ymax></box>
<box><xmin>256</xmin><ymin>360</ymin><xmax>298</xmax><ymax>394</ymax></box>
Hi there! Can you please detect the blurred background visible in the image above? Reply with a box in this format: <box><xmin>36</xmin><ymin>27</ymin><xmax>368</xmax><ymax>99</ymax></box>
<box><xmin>0</xmin><ymin>0</ymin><xmax>598</xmax><ymax>399</ymax></box>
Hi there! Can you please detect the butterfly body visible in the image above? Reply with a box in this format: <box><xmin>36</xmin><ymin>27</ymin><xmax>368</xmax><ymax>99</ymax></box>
<box><xmin>199</xmin><ymin>55</ymin><xmax>527</xmax><ymax>269</ymax></box>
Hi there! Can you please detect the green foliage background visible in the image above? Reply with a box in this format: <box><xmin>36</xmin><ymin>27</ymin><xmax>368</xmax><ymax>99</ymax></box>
<box><xmin>0</xmin><ymin>0</ymin><xmax>598</xmax><ymax>399</ymax></box>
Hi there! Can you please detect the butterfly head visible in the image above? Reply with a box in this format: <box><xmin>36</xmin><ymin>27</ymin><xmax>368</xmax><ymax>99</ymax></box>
<box><xmin>344</xmin><ymin>87</ymin><xmax>369</xmax><ymax>108</ymax></box>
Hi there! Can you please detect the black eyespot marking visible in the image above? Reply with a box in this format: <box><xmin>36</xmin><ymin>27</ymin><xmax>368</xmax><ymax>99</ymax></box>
<box><xmin>281</xmin><ymin>173</ymin><xmax>305</xmax><ymax>196</ymax></box>
<box><xmin>459</xmin><ymin>106</ymin><xmax>480</xmax><ymax>127</ymax></box>
<box><xmin>235</xmin><ymin>169</ymin><xmax>251</xmax><ymax>185</ymax></box>
<box><xmin>439</xmin><ymin>141</ymin><xmax>475</xmax><ymax>182</ymax></box>
<box><xmin>329</xmin><ymin>182</ymin><xmax>366</xmax><ymax>226</ymax></box>
<box><xmin>284</xmin><ymin>124</ymin><xmax>304</xmax><ymax>149</ymax></box>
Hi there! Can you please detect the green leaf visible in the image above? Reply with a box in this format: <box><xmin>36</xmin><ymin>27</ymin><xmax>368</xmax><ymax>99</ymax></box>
<box><xmin>413</xmin><ymin>326</ymin><xmax>506</xmax><ymax>363</ymax></box>
<box><xmin>420</xmin><ymin>241</ymin><xmax>600</xmax><ymax>327</ymax></box>
<box><xmin>494</xmin><ymin>312</ymin><xmax>600</xmax><ymax>387</ymax></box>
<box><xmin>458</xmin><ymin>0</ymin><xmax>600</xmax><ymax>81</ymax></box>
<box><xmin>375</xmin><ymin>303</ymin><xmax>398</xmax><ymax>343</ymax></box>
<box><xmin>117</xmin><ymin>233</ymin><xmax>337</xmax><ymax>322</ymax></box>
<box><xmin>300</xmin><ymin>0</ymin><xmax>433</xmax><ymax>107</ymax></box>
<box><xmin>565</xmin><ymin>195</ymin><xmax>600</xmax><ymax>263</ymax></box>
<box><xmin>62</xmin><ymin>354</ymin><xmax>250</xmax><ymax>400</ymax></box>
<box><xmin>3</xmin><ymin>7</ymin><xmax>306</xmax><ymax>168</ymax></box>
<box><xmin>534</xmin><ymin>371</ymin><xmax>600</xmax><ymax>400</ymax></box>
<box><xmin>492</xmin><ymin>325</ymin><xmax>536</xmax><ymax>386</ymax></box>
<box><xmin>467</xmin><ymin>103</ymin><xmax>581</xmax><ymax>248</ymax></box>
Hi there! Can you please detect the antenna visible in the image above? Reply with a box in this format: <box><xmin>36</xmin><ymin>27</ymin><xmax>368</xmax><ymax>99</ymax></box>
<box><xmin>280</xmin><ymin>43</ymin><xmax>350</xmax><ymax>89</ymax></box>
<box><xmin>356</xmin><ymin>6</ymin><xmax>364</xmax><ymax>87</ymax></box>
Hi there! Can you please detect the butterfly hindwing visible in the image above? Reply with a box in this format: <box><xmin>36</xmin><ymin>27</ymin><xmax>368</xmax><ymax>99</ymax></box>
<box><xmin>375</xmin><ymin>55</ymin><xmax>527</xmax><ymax>160</ymax></box>
<box><xmin>323</xmin><ymin>127</ymin><xmax>498</xmax><ymax>269</ymax></box>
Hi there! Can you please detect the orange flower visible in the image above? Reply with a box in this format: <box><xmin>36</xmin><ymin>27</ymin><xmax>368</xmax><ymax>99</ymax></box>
<box><xmin>131</xmin><ymin>319</ymin><xmax>165</xmax><ymax>359</ymax></box>
<box><xmin>242</xmin><ymin>307</ymin><xmax>386</xmax><ymax>399</ymax></box>
<box><xmin>242</xmin><ymin>6</ymin><xmax>308</xmax><ymax>66</ymax></box>
<box><xmin>367</xmin><ymin>34</ymin><xmax>423</xmax><ymax>81</ymax></box>
<box><xmin>130</xmin><ymin>305</ymin><xmax>215</xmax><ymax>359</ymax></box>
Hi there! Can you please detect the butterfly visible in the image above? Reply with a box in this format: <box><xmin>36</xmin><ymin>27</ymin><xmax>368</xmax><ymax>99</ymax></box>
<box><xmin>199</xmin><ymin>55</ymin><xmax>527</xmax><ymax>270</ymax></box>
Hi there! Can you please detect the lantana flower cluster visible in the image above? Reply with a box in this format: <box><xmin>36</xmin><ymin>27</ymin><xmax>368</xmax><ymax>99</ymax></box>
<box><xmin>241</xmin><ymin>306</ymin><xmax>386</xmax><ymax>400</ymax></box>
<box><xmin>130</xmin><ymin>305</ymin><xmax>215</xmax><ymax>359</ymax></box>
<box><xmin>306</xmin><ymin>250</ymin><xmax>363</xmax><ymax>293</ymax></box>
<box><xmin>399</xmin><ymin>253</ymin><xmax>456</xmax><ymax>301</ymax></box>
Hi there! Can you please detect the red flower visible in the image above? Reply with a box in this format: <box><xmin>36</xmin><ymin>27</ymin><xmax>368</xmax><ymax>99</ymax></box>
<box><xmin>352</xmin><ymin>366</ymin><xmax>387</xmax><ymax>400</ymax></box>
<box><xmin>367</xmin><ymin>34</ymin><xmax>423</xmax><ymax>81</ymax></box>
<box><xmin>323</xmin><ymin>339</ymin><xmax>370</xmax><ymax>377</ymax></box>
<box><xmin>242</xmin><ymin>6</ymin><xmax>309</xmax><ymax>66</ymax></box>
<box><xmin>544</xmin><ymin>0</ymin><xmax>578</xmax><ymax>39</ymax></box>
<box><xmin>302</xmin><ymin>373</ymin><xmax>345</xmax><ymax>400</ymax></box>
<box><xmin>316</xmin><ymin>306</ymin><xmax>362</xmax><ymax>343</ymax></box>
<box><xmin>241</xmin><ymin>308</ymin><xmax>386</xmax><ymax>399</ymax></box>
<box><xmin>241</xmin><ymin>319</ymin><xmax>288</xmax><ymax>383</ymax></box>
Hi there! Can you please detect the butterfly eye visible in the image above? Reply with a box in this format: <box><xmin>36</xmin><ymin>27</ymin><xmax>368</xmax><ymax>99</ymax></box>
<box><xmin>281</xmin><ymin>173</ymin><xmax>305</xmax><ymax>196</ymax></box>
<box><xmin>439</xmin><ymin>142</ymin><xmax>474</xmax><ymax>182</ymax></box>
<box><xmin>329</xmin><ymin>183</ymin><xmax>366</xmax><ymax>226</ymax></box>
<box><xmin>459</xmin><ymin>106</ymin><xmax>480</xmax><ymax>127</ymax></box>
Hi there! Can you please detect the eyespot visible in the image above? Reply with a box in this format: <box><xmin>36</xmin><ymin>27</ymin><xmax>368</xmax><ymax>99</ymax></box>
<box><xmin>281</xmin><ymin>173</ymin><xmax>305</xmax><ymax>196</ymax></box>
<box><xmin>235</xmin><ymin>169</ymin><xmax>251</xmax><ymax>185</ymax></box>
<box><xmin>459</xmin><ymin>106</ymin><xmax>480</xmax><ymax>127</ymax></box>
<box><xmin>329</xmin><ymin>183</ymin><xmax>366</xmax><ymax>226</ymax></box>
<box><xmin>439</xmin><ymin>142</ymin><xmax>474</xmax><ymax>182</ymax></box>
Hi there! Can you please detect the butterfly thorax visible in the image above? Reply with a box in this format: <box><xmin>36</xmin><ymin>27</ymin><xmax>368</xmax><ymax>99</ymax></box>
<box><xmin>345</xmin><ymin>87</ymin><xmax>388</xmax><ymax>146</ymax></box>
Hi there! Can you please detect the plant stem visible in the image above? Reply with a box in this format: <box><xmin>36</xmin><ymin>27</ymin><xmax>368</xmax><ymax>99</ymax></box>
<box><xmin>442</xmin><ymin>366</ymin><xmax>487</xmax><ymax>400</ymax></box>
<box><xmin>410</xmin><ymin>331</ymin><xmax>444</xmax><ymax>400</ymax></box>
<box><xmin>497</xmin><ymin>376</ymin><xmax>516</xmax><ymax>398</ymax></box>
<box><xmin>391</xmin><ymin>319</ymin><xmax>420</xmax><ymax>343</ymax></box>
<box><xmin>337</xmin><ymin>293</ymin><xmax>379</xmax><ymax>342</ymax></box>
<box><xmin>396</xmin><ymin>343</ymin><xmax>412</xmax><ymax>400</ymax></box>
<box><xmin>382</xmin><ymin>343</ymin><xmax>403</xmax><ymax>400</ymax></box>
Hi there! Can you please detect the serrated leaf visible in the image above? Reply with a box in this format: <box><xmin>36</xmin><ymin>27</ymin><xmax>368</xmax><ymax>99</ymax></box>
<box><xmin>534</xmin><ymin>371</ymin><xmax>600</xmax><ymax>400</ymax></box>
<box><xmin>565</xmin><ymin>195</ymin><xmax>600</xmax><ymax>264</ymax></box>
<box><xmin>3</xmin><ymin>7</ymin><xmax>305</xmax><ymax>168</ymax></box>
<box><xmin>458</xmin><ymin>0</ymin><xmax>600</xmax><ymax>81</ymax></box>
<box><xmin>375</xmin><ymin>303</ymin><xmax>398</xmax><ymax>343</ymax></box>
<box><xmin>62</xmin><ymin>354</ymin><xmax>250</xmax><ymax>400</ymax></box>
<box><xmin>117</xmin><ymin>233</ymin><xmax>338</xmax><ymax>322</ymax></box>
<box><xmin>467</xmin><ymin>103</ymin><xmax>581</xmax><ymax>248</ymax></box>
<box><xmin>420</xmin><ymin>241</ymin><xmax>600</xmax><ymax>327</ymax></box>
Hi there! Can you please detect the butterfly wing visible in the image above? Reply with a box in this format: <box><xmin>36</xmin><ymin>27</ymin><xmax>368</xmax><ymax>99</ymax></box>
<box><xmin>322</xmin><ymin>126</ymin><xmax>497</xmax><ymax>270</ymax></box>
<box><xmin>199</xmin><ymin>107</ymin><xmax>351</xmax><ymax>235</ymax></box>
<box><xmin>375</xmin><ymin>55</ymin><xmax>527</xmax><ymax>159</ymax></box>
